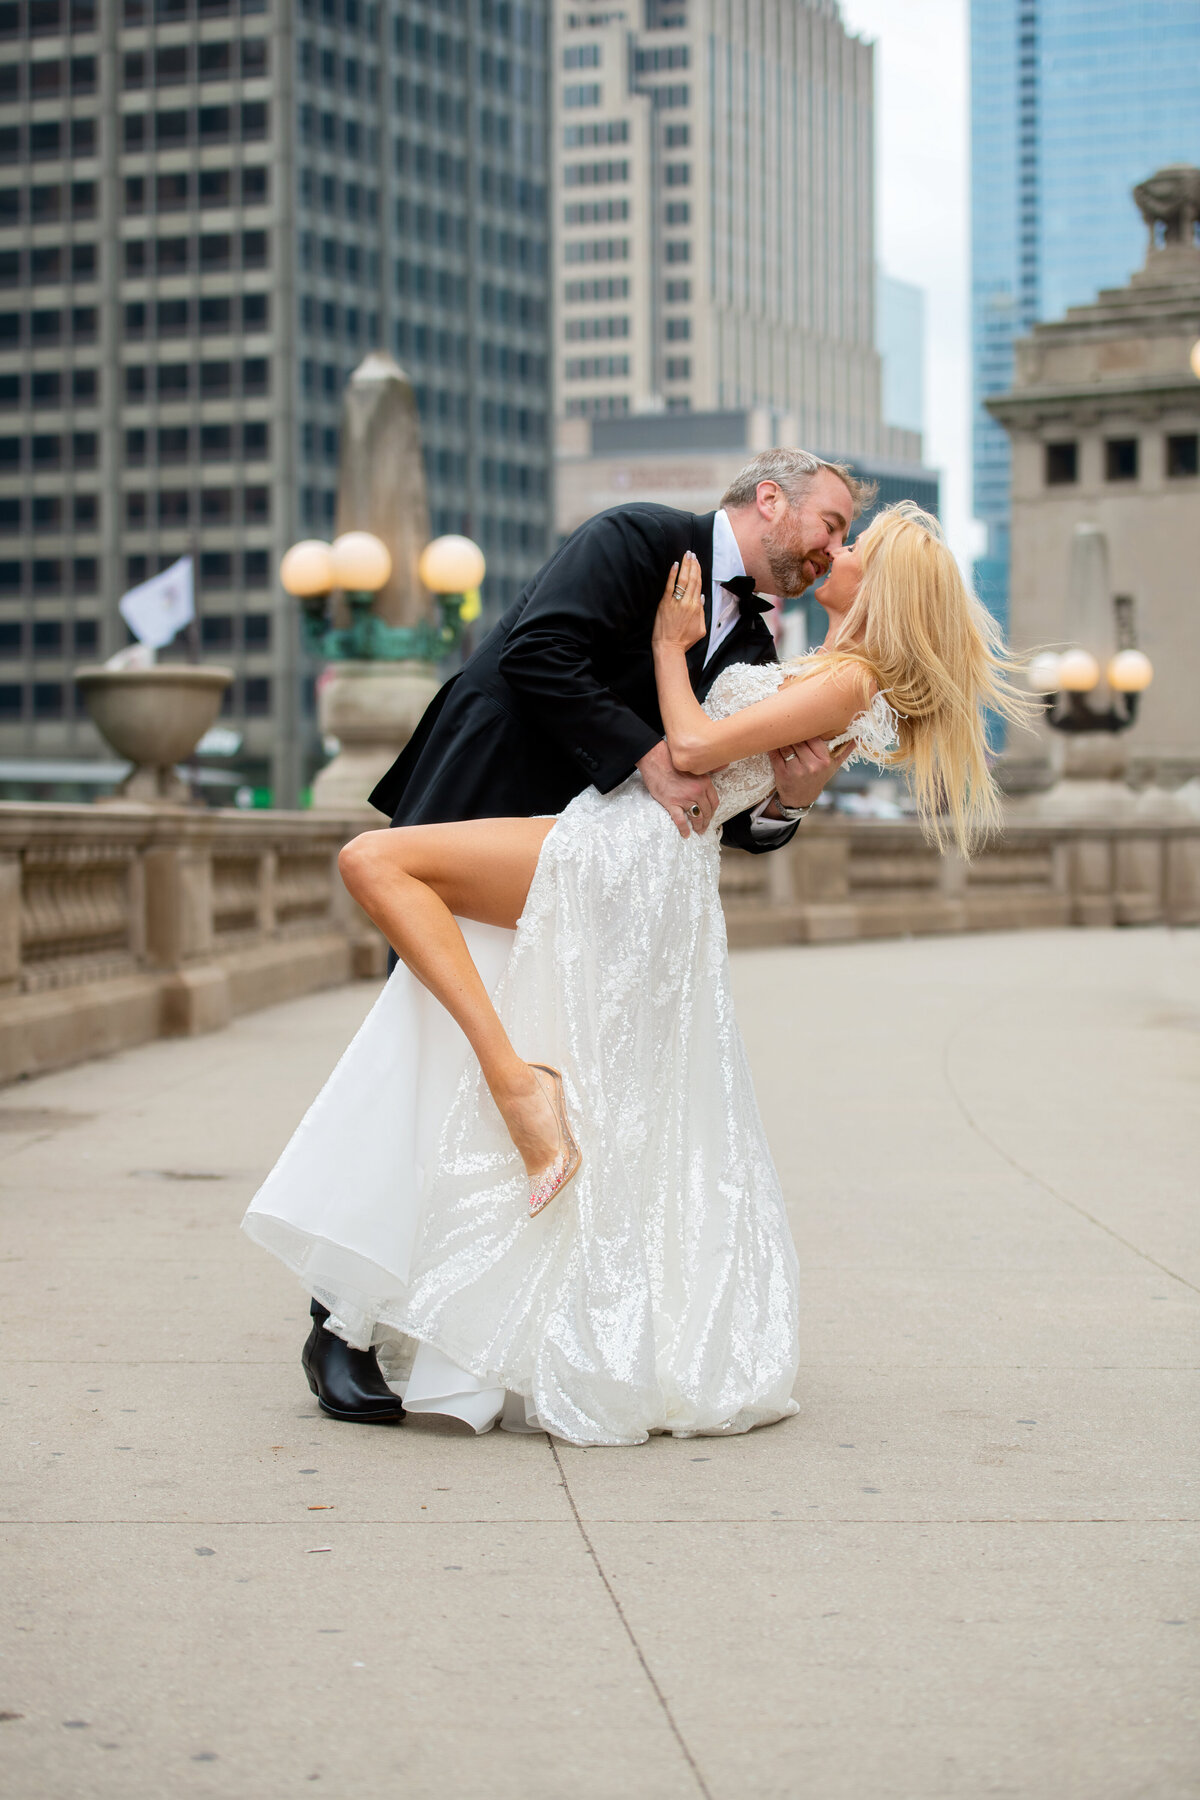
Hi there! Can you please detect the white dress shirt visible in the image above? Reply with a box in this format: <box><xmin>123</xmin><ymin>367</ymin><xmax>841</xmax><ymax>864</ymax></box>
<box><xmin>702</xmin><ymin>509</ymin><xmax>791</xmax><ymax>837</ymax></box>
<box><xmin>703</xmin><ymin>506</ymin><xmax>751</xmax><ymax>668</ymax></box>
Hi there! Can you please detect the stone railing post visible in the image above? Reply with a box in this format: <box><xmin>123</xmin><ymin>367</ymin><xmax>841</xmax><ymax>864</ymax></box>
<box><xmin>143</xmin><ymin>831</ymin><xmax>229</xmax><ymax>1035</ymax></box>
<box><xmin>0</xmin><ymin>852</ymin><xmax>19</xmax><ymax>997</ymax></box>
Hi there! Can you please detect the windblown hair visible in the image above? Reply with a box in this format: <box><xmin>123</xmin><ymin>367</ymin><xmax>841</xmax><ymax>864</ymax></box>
<box><xmin>793</xmin><ymin>501</ymin><xmax>1034</xmax><ymax>858</ymax></box>
<box><xmin>719</xmin><ymin>447</ymin><xmax>876</xmax><ymax>520</ymax></box>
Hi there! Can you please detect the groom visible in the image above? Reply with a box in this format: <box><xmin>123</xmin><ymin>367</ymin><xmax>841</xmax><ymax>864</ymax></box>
<box><xmin>304</xmin><ymin>445</ymin><xmax>868</xmax><ymax>1422</ymax></box>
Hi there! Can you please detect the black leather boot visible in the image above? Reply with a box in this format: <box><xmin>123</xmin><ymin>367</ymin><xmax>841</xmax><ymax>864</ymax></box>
<box><xmin>302</xmin><ymin>1299</ymin><xmax>406</xmax><ymax>1424</ymax></box>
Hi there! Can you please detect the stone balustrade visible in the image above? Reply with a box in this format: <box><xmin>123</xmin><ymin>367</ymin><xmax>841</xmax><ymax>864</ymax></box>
<box><xmin>0</xmin><ymin>802</ymin><xmax>383</xmax><ymax>1084</ymax></box>
<box><xmin>719</xmin><ymin>814</ymin><xmax>1200</xmax><ymax>947</ymax></box>
<box><xmin>0</xmin><ymin>802</ymin><xmax>1195</xmax><ymax>1085</ymax></box>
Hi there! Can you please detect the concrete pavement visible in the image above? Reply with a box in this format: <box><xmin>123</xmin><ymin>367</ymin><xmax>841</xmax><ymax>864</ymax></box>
<box><xmin>1</xmin><ymin>927</ymin><xmax>1197</xmax><ymax>1799</ymax></box>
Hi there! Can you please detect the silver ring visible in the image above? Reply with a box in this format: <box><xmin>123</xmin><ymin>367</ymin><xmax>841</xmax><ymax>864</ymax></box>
<box><xmin>672</xmin><ymin>587</ymin><xmax>686</xmax><ymax>600</ymax></box>
<box><xmin>782</xmin><ymin>751</ymin><xmax>796</xmax><ymax>762</ymax></box>
<box><xmin>688</xmin><ymin>804</ymin><xmax>702</xmax><ymax>818</ymax></box>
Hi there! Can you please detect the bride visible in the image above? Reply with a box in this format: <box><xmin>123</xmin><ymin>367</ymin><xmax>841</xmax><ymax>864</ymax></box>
<box><xmin>244</xmin><ymin>502</ymin><xmax>1026</xmax><ymax>1446</ymax></box>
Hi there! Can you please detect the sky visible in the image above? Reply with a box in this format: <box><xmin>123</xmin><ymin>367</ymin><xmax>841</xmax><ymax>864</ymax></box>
<box><xmin>838</xmin><ymin>0</ymin><xmax>984</xmax><ymax>569</ymax></box>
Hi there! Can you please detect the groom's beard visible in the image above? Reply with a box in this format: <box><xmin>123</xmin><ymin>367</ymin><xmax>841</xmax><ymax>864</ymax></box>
<box><xmin>760</xmin><ymin>528</ymin><xmax>828</xmax><ymax>599</ymax></box>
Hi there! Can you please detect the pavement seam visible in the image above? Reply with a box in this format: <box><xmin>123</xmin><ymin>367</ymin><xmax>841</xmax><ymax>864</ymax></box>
<box><xmin>942</xmin><ymin>1004</ymin><xmax>1200</xmax><ymax>1298</ymax></box>
<box><xmin>548</xmin><ymin>1438</ymin><xmax>715</xmax><ymax>1800</ymax></box>
<box><xmin>5</xmin><ymin>1515</ymin><xmax>1198</xmax><ymax>1526</ymax></box>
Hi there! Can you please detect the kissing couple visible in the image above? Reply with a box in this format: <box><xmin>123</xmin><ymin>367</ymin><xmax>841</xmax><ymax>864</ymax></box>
<box><xmin>244</xmin><ymin>447</ymin><xmax>1026</xmax><ymax>1447</ymax></box>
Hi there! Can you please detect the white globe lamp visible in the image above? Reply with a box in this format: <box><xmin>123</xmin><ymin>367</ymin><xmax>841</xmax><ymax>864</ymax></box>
<box><xmin>280</xmin><ymin>539</ymin><xmax>335</xmax><ymax>598</ymax></box>
<box><xmin>330</xmin><ymin>531</ymin><xmax>392</xmax><ymax>594</ymax></box>
<box><xmin>1025</xmin><ymin>651</ymin><xmax>1063</xmax><ymax>693</ymax></box>
<box><xmin>418</xmin><ymin>535</ymin><xmax>486</xmax><ymax>596</ymax></box>
<box><xmin>1057</xmin><ymin>648</ymin><xmax>1101</xmax><ymax>693</ymax></box>
<box><xmin>1107</xmin><ymin>648</ymin><xmax>1154</xmax><ymax>693</ymax></box>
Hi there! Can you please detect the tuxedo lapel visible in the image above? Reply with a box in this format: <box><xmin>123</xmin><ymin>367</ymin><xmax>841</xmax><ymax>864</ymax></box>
<box><xmin>685</xmin><ymin>512</ymin><xmax>716</xmax><ymax>686</ymax></box>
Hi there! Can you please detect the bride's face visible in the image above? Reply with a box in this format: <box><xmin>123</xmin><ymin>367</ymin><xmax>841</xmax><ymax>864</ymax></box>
<box><xmin>816</xmin><ymin>538</ymin><xmax>864</xmax><ymax>619</ymax></box>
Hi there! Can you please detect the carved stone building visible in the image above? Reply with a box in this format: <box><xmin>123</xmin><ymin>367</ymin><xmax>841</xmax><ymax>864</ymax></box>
<box><xmin>987</xmin><ymin>166</ymin><xmax>1200</xmax><ymax>793</ymax></box>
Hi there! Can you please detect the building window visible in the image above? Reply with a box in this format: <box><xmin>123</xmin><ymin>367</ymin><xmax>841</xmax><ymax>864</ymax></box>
<box><xmin>665</xmin><ymin>278</ymin><xmax>691</xmax><ymax>302</ymax></box>
<box><xmin>563</xmin><ymin>160</ymin><xmax>630</xmax><ymax>188</ymax></box>
<box><xmin>563</xmin><ymin>83</ymin><xmax>600</xmax><ymax>107</ymax></box>
<box><xmin>664</xmin><ymin>201</ymin><xmax>690</xmax><ymax>225</ymax></box>
<box><xmin>1166</xmin><ymin>433</ymin><xmax>1198</xmax><ymax>478</ymax></box>
<box><xmin>32</xmin><ymin>682</ymin><xmax>64</xmax><ymax>718</ymax></box>
<box><xmin>0</xmin><ymin>683</ymin><xmax>21</xmax><ymax>718</ymax></box>
<box><xmin>200</xmin><ymin>553</ymin><xmax>232</xmax><ymax>587</ymax></box>
<box><xmin>201</xmin><ymin>423</ymin><xmax>232</xmax><ymax>460</ymax></box>
<box><xmin>32</xmin><ymin>619</ymin><xmax>63</xmax><ymax>656</ymax></box>
<box><xmin>564</xmin><ymin>355</ymin><xmax>629</xmax><ymax>379</ymax></box>
<box><xmin>244</xmin><ymin>675</ymin><xmax>272</xmax><ymax>715</ymax></box>
<box><xmin>563</xmin><ymin>45</ymin><xmax>601</xmax><ymax>69</ymax></box>
<box><xmin>200</xmin><ymin>295</ymin><xmax>232</xmax><ymax>333</ymax></box>
<box><xmin>665</xmin><ymin>356</ymin><xmax>691</xmax><ymax>380</ymax></box>
<box><xmin>201</xmin><ymin>613</ymin><xmax>234</xmax><ymax>647</ymax></box>
<box><xmin>664</xmin><ymin>123</ymin><xmax>690</xmax><ymax>147</ymax></box>
<box><xmin>664</xmin><ymin>162</ymin><xmax>690</xmax><ymax>187</ymax></box>
<box><xmin>73</xmin><ymin>618</ymin><xmax>98</xmax><ymax>652</ymax></box>
<box><xmin>665</xmin><ymin>239</ymin><xmax>691</xmax><ymax>263</ymax></box>
<box><xmin>157</xmin><ymin>425</ymin><xmax>189</xmax><ymax>461</ymax></box>
<box><xmin>243</xmin><ymin>610</ymin><xmax>271</xmax><ymax>645</ymax></box>
<box><xmin>1105</xmin><ymin>437</ymin><xmax>1138</xmax><ymax>482</ymax></box>
<box><xmin>564</xmin><ymin>315</ymin><xmax>629</xmax><ymax>341</ymax></box>
<box><xmin>1044</xmin><ymin>441</ymin><xmax>1077</xmax><ymax>486</ymax></box>
<box><xmin>665</xmin><ymin>317</ymin><xmax>691</xmax><ymax>340</ymax></box>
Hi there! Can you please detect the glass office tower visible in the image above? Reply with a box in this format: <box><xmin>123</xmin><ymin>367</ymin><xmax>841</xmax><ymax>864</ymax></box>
<box><xmin>970</xmin><ymin>0</ymin><xmax>1200</xmax><ymax>629</ymax></box>
<box><xmin>0</xmin><ymin>0</ymin><xmax>552</xmax><ymax>804</ymax></box>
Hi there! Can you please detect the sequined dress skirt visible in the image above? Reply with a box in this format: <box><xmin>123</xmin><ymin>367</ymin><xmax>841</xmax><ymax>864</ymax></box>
<box><xmin>243</xmin><ymin>774</ymin><xmax>801</xmax><ymax>1447</ymax></box>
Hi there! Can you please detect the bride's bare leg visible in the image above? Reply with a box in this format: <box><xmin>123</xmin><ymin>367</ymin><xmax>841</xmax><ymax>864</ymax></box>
<box><xmin>338</xmin><ymin>819</ymin><xmax>560</xmax><ymax>1176</ymax></box>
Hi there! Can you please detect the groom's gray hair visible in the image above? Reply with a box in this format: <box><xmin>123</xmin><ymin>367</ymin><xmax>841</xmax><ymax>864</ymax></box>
<box><xmin>720</xmin><ymin>448</ymin><xmax>875</xmax><ymax>517</ymax></box>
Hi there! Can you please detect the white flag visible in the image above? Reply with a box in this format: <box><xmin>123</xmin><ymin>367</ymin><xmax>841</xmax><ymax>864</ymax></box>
<box><xmin>118</xmin><ymin>554</ymin><xmax>195</xmax><ymax>650</ymax></box>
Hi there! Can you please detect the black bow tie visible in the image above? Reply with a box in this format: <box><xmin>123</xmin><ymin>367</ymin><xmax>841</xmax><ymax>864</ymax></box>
<box><xmin>720</xmin><ymin>575</ymin><xmax>774</xmax><ymax>619</ymax></box>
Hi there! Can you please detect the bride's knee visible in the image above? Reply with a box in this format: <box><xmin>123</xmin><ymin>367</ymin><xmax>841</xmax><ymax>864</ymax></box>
<box><xmin>338</xmin><ymin>830</ymin><xmax>389</xmax><ymax>899</ymax></box>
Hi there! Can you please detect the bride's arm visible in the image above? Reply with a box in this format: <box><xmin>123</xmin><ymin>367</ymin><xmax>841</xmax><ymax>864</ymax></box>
<box><xmin>651</xmin><ymin>553</ymin><xmax>872</xmax><ymax>776</ymax></box>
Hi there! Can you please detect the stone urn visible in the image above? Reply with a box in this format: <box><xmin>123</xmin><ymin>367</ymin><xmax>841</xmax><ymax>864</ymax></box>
<box><xmin>75</xmin><ymin>664</ymin><xmax>234</xmax><ymax>804</ymax></box>
<box><xmin>311</xmin><ymin>659</ymin><xmax>440</xmax><ymax>810</ymax></box>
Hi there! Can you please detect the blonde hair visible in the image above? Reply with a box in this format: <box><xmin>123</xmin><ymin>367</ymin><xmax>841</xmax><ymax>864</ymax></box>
<box><xmin>791</xmin><ymin>501</ymin><xmax>1033</xmax><ymax>857</ymax></box>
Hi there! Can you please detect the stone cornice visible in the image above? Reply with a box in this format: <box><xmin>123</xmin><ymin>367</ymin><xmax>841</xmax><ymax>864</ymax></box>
<box><xmin>985</xmin><ymin>371</ymin><xmax>1200</xmax><ymax>427</ymax></box>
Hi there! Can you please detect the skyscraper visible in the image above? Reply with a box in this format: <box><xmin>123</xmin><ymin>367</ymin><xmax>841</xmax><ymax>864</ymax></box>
<box><xmin>552</xmin><ymin>0</ymin><xmax>920</xmax><ymax>469</ymax></box>
<box><xmin>0</xmin><ymin>0</ymin><xmax>553</xmax><ymax>804</ymax></box>
<box><xmin>971</xmin><ymin>0</ymin><xmax>1200</xmax><ymax>628</ymax></box>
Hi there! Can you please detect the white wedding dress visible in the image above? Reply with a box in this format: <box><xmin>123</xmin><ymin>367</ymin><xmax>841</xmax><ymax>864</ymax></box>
<box><xmin>243</xmin><ymin>663</ymin><xmax>898</xmax><ymax>1446</ymax></box>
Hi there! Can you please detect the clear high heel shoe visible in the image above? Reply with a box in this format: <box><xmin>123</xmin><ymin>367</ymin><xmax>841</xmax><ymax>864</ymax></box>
<box><xmin>527</xmin><ymin>1063</ymin><xmax>583</xmax><ymax>1217</ymax></box>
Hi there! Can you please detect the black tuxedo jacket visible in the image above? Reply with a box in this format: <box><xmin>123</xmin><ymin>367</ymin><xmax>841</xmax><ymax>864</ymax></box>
<box><xmin>368</xmin><ymin>502</ymin><xmax>796</xmax><ymax>855</ymax></box>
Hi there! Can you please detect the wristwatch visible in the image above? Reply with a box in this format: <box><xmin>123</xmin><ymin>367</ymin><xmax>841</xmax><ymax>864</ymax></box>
<box><xmin>772</xmin><ymin>798</ymin><xmax>811</xmax><ymax>823</ymax></box>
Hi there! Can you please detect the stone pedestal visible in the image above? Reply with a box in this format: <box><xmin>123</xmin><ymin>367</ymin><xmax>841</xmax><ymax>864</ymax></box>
<box><xmin>311</xmin><ymin>660</ymin><xmax>441</xmax><ymax>811</ymax></box>
<box><xmin>75</xmin><ymin>665</ymin><xmax>234</xmax><ymax>805</ymax></box>
<box><xmin>1004</xmin><ymin>734</ymin><xmax>1139</xmax><ymax>825</ymax></box>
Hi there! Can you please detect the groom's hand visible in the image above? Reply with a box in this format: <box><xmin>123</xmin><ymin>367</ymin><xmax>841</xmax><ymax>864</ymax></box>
<box><xmin>767</xmin><ymin>738</ymin><xmax>853</xmax><ymax>813</ymax></box>
<box><xmin>638</xmin><ymin>740</ymin><xmax>719</xmax><ymax>838</ymax></box>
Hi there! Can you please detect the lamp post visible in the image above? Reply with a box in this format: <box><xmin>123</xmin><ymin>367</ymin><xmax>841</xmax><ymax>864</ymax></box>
<box><xmin>1010</xmin><ymin>522</ymin><xmax>1156</xmax><ymax>822</ymax></box>
<box><xmin>281</xmin><ymin>531</ymin><xmax>484</xmax><ymax>666</ymax></box>
<box><xmin>1027</xmin><ymin>644</ymin><xmax>1154</xmax><ymax>734</ymax></box>
<box><xmin>280</xmin><ymin>529</ymin><xmax>485</xmax><ymax>809</ymax></box>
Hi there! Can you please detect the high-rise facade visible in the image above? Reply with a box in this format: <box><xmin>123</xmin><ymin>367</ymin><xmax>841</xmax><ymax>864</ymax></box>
<box><xmin>0</xmin><ymin>0</ymin><xmax>553</xmax><ymax>804</ymax></box>
<box><xmin>970</xmin><ymin>0</ymin><xmax>1200</xmax><ymax>628</ymax></box>
<box><xmin>552</xmin><ymin>0</ymin><xmax>919</xmax><ymax>467</ymax></box>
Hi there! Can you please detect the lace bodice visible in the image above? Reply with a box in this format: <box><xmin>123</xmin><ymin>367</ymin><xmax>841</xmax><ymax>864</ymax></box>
<box><xmin>703</xmin><ymin>660</ymin><xmax>901</xmax><ymax>829</ymax></box>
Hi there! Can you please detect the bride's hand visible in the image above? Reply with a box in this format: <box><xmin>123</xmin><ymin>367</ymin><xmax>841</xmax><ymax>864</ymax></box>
<box><xmin>652</xmin><ymin>552</ymin><xmax>706</xmax><ymax>653</ymax></box>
